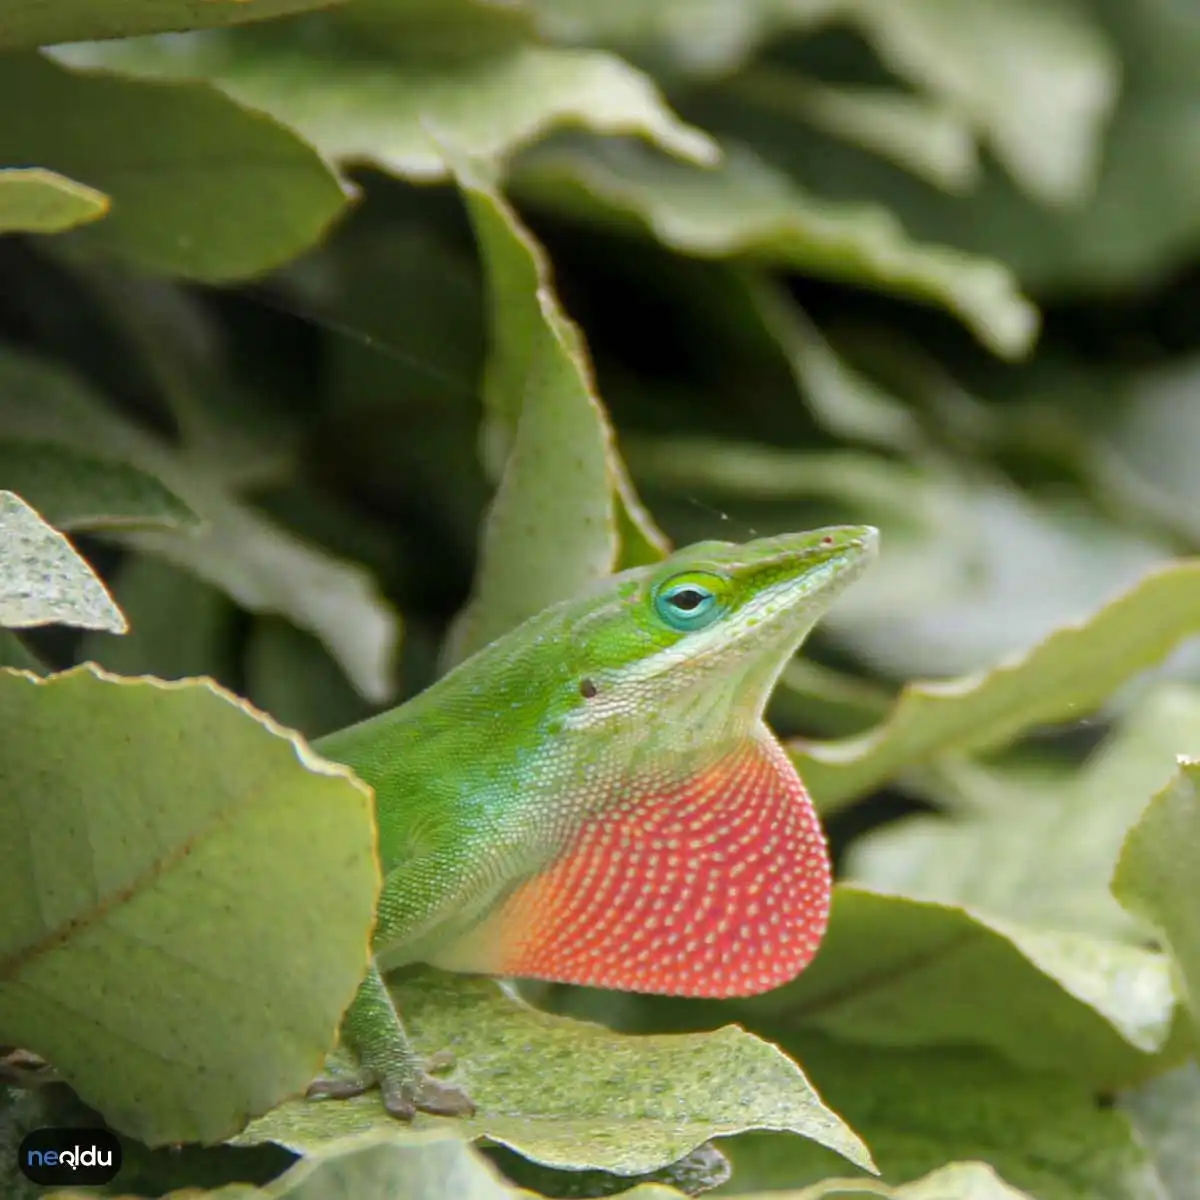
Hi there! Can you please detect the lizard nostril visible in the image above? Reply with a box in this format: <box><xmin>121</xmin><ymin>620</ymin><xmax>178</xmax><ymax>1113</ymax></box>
<box><xmin>579</xmin><ymin>678</ymin><xmax>598</xmax><ymax>699</ymax></box>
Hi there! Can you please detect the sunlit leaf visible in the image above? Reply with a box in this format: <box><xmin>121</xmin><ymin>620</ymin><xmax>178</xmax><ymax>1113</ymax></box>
<box><xmin>0</xmin><ymin>491</ymin><xmax>125</xmax><ymax>633</ymax></box>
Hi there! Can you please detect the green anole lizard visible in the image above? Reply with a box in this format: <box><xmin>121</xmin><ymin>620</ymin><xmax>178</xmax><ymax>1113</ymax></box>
<box><xmin>307</xmin><ymin>525</ymin><xmax>877</xmax><ymax>1118</ymax></box>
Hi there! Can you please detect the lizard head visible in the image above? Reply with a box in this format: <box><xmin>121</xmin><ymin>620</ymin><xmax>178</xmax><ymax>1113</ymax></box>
<box><xmin>560</xmin><ymin>524</ymin><xmax>877</xmax><ymax>743</ymax></box>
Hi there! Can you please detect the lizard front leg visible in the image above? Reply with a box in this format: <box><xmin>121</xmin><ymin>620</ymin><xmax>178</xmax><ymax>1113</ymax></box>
<box><xmin>306</xmin><ymin>960</ymin><xmax>475</xmax><ymax>1119</ymax></box>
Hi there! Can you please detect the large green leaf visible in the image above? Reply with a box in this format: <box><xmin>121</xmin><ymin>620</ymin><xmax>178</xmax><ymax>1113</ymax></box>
<box><xmin>791</xmin><ymin>558</ymin><xmax>1200</xmax><ymax>813</ymax></box>
<box><xmin>0</xmin><ymin>665</ymin><xmax>378</xmax><ymax>1146</ymax></box>
<box><xmin>0</xmin><ymin>347</ymin><xmax>399</xmax><ymax>702</ymax></box>
<box><xmin>847</xmin><ymin>687</ymin><xmax>1200</xmax><ymax>940</ymax></box>
<box><xmin>514</xmin><ymin>137</ymin><xmax>1037</xmax><ymax>359</ymax></box>
<box><xmin>717</xmin><ymin>1036</ymin><xmax>1164</xmax><ymax>1200</ymax></box>
<box><xmin>744</xmin><ymin>887</ymin><xmax>1179</xmax><ymax>1091</ymax></box>
<box><xmin>235</xmin><ymin>968</ymin><xmax>874</xmax><ymax>1177</ymax></box>
<box><xmin>0</xmin><ymin>491</ymin><xmax>125</xmax><ymax>633</ymax></box>
<box><xmin>0</xmin><ymin>168</ymin><xmax>107</xmax><ymax>234</ymax></box>
<box><xmin>444</xmin><ymin>157</ymin><xmax>665</xmax><ymax>663</ymax></box>
<box><xmin>54</xmin><ymin>9</ymin><xmax>717</xmax><ymax>179</ymax></box>
<box><xmin>0</xmin><ymin>53</ymin><xmax>347</xmax><ymax>281</ymax></box>
<box><xmin>1112</xmin><ymin>760</ymin><xmax>1200</xmax><ymax>1037</ymax></box>
<box><xmin>0</xmin><ymin>0</ymin><xmax>340</xmax><ymax>51</ymax></box>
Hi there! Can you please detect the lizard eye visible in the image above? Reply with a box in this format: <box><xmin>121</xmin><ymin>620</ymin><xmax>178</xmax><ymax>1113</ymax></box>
<box><xmin>654</xmin><ymin>573</ymin><xmax>725</xmax><ymax>631</ymax></box>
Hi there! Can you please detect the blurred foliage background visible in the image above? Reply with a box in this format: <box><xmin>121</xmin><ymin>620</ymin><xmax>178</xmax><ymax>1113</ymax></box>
<box><xmin>4</xmin><ymin>1</ymin><xmax>1200</xmax><ymax>1198</ymax></box>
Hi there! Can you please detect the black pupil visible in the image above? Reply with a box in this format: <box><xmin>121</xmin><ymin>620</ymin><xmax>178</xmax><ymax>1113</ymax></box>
<box><xmin>670</xmin><ymin>588</ymin><xmax>706</xmax><ymax>612</ymax></box>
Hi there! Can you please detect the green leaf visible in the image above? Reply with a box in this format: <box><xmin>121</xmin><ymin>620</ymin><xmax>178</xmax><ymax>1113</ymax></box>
<box><xmin>274</xmin><ymin>1130</ymin><xmax>519</xmax><ymax>1200</ymax></box>
<box><xmin>1091</xmin><ymin>357</ymin><xmax>1200</xmax><ymax>546</ymax></box>
<box><xmin>1119</xmin><ymin>1061</ymin><xmax>1200</xmax><ymax>1200</ymax></box>
<box><xmin>235</xmin><ymin>968</ymin><xmax>874</xmax><ymax>1177</ymax></box>
<box><xmin>513</xmin><ymin>137</ymin><xmax>1038</xmax><ymax>358</ymax></box>
<box><xmin>0</xmin><ymin>491</ymin><xmax>125</xmax><ymax>633</ymax></box>
<box><xmin>791</xmin><ymin>558</ymin><xmax>1200</xmax><ymax>813</ymax></box>
<box><xmin>0</xmin><ymin>665</ymin><xmax>378</xmax><ymax>1146</ymax></box>
<box><xmin>710</xmin><ymin>886</ymin><xmax>1178</xmax><ymax>1092</ymax></box>
<box><xmin>1112</xmin><ymin>759</ymin><xmax>1200</xmax><ymax>1037</ymax></box>
<box><xmin>847</xmin><ymin>687</ymin><xmax>1200</xmax><ymax>940</ymax></box>
<box><xmin>54</xmin><ymin>12</ymin><xmax>718</xmax><ymax>179</ymax></box>
<box><xmin>847</xmin><ymin>0</ymin><xmax>1118</xmax><ymax>204</ymax></box>
<box><xmin>444</xmin><ymin>156</ymin><xmax>665</xmax><ymax>663</ymax></box>
<box><xmin>719</xmin><ymin>1036</ymin><xmax>1163</xmax><ymax>1200</ymax></box>
<box><xmin>0</xmin><ymin>168</ymin><xmax>107</xmax><ymax>234</ymax></box>
<box><xmin>744</xmin><ymin>278</ymin><xmax>924</xmax><ymax>452</ymax></box>
<box><xmin>0</xmin><ymin>0</ymin><xmax>340</xmax><ymax>51</ymax></box>
<box><xmin>0</xmin><ymin>347</ymin><xmax>400</xmax><ymax>703</ymax></box>
<box><xmin>531</xmin><ymin>0</ymin><xmax>838</xmax><ymax>75</ymax></box>
<box><xmin>725</xmin><ymin>72</ymin><xmax>979</xmax><ymax>194</ymax></box>
<box><xmin>0</xmin><ymin>439</ymin><xmax>197</xmax><ymax>531</ymax></box>
<box><xmin>0</xmin><ymin>53</ymin><xmax>347</xmax><ymax>282</ymax></box>
<box><xmin>768</xmin><ymin>1</ymin><xmax>1200</xmax><ymax>292</ymax></box>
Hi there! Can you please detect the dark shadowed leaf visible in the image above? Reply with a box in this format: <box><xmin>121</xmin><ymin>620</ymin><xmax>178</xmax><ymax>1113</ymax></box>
<box><xmin>0</xmin><ymin>53</ymin><xmax>347</xmax><ymax>282</ymax></box>
<box><xmin>0</xmin><ymin>439</ymin><xmax>197</xmax><ymax>531</ymax></box>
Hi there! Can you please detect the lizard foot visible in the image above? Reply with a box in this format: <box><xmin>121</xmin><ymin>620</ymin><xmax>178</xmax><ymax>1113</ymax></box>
<box><xmin>307</xmin><ymin>1056</ymin><xmax>475</xmax><ymax>1120</ymax></box>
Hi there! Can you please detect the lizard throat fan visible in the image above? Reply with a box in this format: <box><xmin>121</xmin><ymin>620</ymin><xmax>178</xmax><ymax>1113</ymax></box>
<box><xmin>428</xmin><ymin>525</ymin><xmax>878</xmax><ymax>997</ymax></box>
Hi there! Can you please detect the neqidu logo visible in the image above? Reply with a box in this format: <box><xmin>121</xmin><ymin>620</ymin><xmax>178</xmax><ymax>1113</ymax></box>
<box><xmin>18</xmin><ymin>1128</ymin><xmax>122</xmax><ymax>1186</ymax></box>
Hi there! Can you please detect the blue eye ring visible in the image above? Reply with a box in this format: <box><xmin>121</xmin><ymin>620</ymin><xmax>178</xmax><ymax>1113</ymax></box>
<box><xmin>653</xmin><ymin>573</ymin><xmax>725</xmax><ymax>631</ymax></box>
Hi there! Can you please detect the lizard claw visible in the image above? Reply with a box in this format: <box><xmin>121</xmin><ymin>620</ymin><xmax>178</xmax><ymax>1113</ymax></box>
<box><xmin>381</xmin><ymin>1070</ymin><xmax>476</xmax><ymax>1120</ymax></box>
<box><xmin>307</xmin><ymin>1055</ymin><xmax>475</xmax><ymax>1120</ymax></box>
